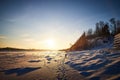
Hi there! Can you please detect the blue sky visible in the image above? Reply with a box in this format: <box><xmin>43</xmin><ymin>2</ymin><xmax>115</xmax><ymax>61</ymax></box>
<box><xmin>0</xmin><ymin>0</ymin><xmax>120</xmax><ymax>49</ymax></box>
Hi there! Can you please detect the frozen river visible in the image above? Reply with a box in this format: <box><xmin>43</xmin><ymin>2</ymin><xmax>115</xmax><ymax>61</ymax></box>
<box><xmin>0</xmin><ymin>51</ymin><xmax>85</xmax><ymax>80</ymax></box>
<box><xmin>0</xmin><ymin>49</ymin><xmax>120</xmax><ymax>80</ymax></box>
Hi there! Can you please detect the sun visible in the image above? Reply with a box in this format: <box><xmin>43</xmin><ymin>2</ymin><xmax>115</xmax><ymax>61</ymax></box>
<box><xmin>45</xmin><ymin>39</ymin><xmax>56</xmax><ymax>50</ymax></box>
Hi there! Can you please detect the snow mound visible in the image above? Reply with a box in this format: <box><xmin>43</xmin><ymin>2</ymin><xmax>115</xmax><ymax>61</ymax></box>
<box><xmin>66</xmin><ymin>49</ymin><xmax>120</xmax><ymax>80</ymax></box>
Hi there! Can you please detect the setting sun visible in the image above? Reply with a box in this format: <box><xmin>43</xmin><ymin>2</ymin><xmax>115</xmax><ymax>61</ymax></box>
<box><xmin>45</xmin><ymin>39</ymin><xmax>56</xmax><ymax>50</ymax></box>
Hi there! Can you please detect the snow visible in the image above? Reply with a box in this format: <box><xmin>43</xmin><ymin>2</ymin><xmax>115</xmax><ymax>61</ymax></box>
<box><xmin>65</xmin><ymin>49</ymin><xmax>120</xmax><ymax>80</ymax></box>
<box><xmin>0</xmin><ymin>49</ymin><xmax>120</xmax><ymax>80</ymax></box>
<box><xmin>87</xmin><ymin>37</ymin><xmax>113</xmax><ymax>50</ymax></box>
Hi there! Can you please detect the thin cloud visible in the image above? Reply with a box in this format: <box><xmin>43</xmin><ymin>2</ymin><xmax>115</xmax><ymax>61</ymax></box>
<box><xmin>0</xmin><ymin>35</ymin><xmax>7</xmax><ymax>39</ymax></box>
<box><xmin>21</xmin><ymin>34</ymin><xmax>31</xmax><ymax>38</ymax></box>
<box><xmin>22</xmin><ymin>38</ymin><xmax>35</xmax><ymax>42</ymax></box>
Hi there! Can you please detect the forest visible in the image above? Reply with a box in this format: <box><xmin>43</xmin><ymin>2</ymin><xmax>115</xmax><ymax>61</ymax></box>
<box><xmin>70</xmin><ymin>18</ymin><xmax>120</xmax><ymax>51</ymax></box>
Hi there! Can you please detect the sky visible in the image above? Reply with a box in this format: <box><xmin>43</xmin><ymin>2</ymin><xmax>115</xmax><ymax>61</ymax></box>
<box><xmin>0</xmin><ymin>0</ymin><xmax>120</xmax><ymax>50</ymax></box>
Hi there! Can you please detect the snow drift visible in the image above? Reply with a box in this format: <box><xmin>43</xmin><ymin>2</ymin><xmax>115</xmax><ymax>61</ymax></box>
<box><xmin>66</xmin><ymin>49</ymin><xmax>120</xmax><ymax>80</ymax></box>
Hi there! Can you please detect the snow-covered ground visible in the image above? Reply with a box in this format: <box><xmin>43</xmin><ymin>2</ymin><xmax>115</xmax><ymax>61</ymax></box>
<box><xmin>0</xmin><ymin>49</ymin><xmax>120</xmax><ymax>80</ymax></box>
<box><xmin>66</xmin><ymin>49</ymin><xmax>120</xmax><ymax>80</ymax></box>
<box><xmin>0</xmin><ymin>51</ymin><xmax>68</xmax><ymax>80</ymax></box>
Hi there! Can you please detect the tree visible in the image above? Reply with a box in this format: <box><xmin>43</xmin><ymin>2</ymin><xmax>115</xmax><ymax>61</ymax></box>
<box><xmin>94</xmin><ymin>22</ymin><xmax>100</xmax><ymax>37</ymax></box>
<box><xmin>116</xmin><ymin>20</ymin><xmax>120</xmax><ymax>34</ymax></box>
<box><xmin>102</xmin><ymin>24</ymin><xmax>110</xmax><ymax>37</ymax></box>
<box><xmin>80</xmin><ymin>32</ymin><xmax>88</xmax><ymax>49</ymax></box>
<box><xmin>99</xmin><ymin>21</ymin><xmax>105</xmax><ymax>28</ymax></box>
<box><xmin>109</xmin><ymin>18</ymin><xmax>117</xmax><ymax>35</ymax></box>
<box><xmin>87</xmin><ymin>28</ymin><xmax>93</xmax><ymax>36</ymax></box>
<box><xmin>94</xmin><ymin>21</ymin><xmax>105</xmax><ymax>37</ymax></box>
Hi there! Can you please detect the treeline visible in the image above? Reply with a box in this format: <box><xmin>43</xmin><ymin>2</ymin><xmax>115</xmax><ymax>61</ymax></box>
<box><xmin>86</xmin><ymin>18</ymin><xmax>120</xmax><ymax>39</ymax></box>
<box><xmin>70</xmin><ymin>18</ymin><xmax>120</xmax><ymax>51</ymax></box>
<box><xmin>0</xmin><ymin>47</ymin><xmax>42</xmax><ymax>51</ymax></box>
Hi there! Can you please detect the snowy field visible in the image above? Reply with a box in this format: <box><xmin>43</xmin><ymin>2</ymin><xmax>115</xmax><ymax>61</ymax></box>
<box><xmin>0</xmin><ymin>49</ymin><xmax>120</xmax><ymax>80</ymax></box>
<box><xmin>66</xmin><ymin>49</ymin><xmax>120</xmax><ymax>80</ymax></box>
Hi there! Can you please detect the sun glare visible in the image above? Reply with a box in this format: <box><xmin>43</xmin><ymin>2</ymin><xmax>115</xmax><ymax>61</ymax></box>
<box><xmin>45</xmin><ymin>39</ymin><xmax>56</xmax><ymax>50</ymax></box>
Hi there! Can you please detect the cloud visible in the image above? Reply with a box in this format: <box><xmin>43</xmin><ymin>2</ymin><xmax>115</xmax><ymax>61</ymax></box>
<box><xmin>21</xmin><ymin>34</ymin><xmax>31</xmax><ymax>38</ymax></box>
<box><xmin>21</xmin><ymin>34</ymin><xmax>35</xmax><ymax>42</ymax></box>
<box><xmin>22</xmin><ymin>38</ymin><xmax>35</xmax><ymax>42</ymax></box>
<box><xmin>0</xmin><ymin>35</ymin><xmax>7</xmax><ymax>39</ymax></box>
